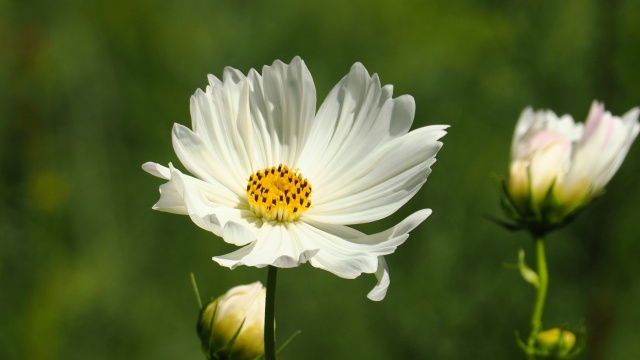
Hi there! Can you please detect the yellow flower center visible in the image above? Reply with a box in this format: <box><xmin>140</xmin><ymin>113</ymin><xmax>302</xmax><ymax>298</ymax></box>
<box><xmin>246</xmin><ymin>164</ymin><xmax>312</xmax><ymax>222</ymax></box>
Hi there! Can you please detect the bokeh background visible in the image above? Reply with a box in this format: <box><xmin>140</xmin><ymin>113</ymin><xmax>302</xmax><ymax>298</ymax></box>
<box><xmin>3</xmin><ymin>0</ymin><xmax>640</xmax><ymax>359</ymax></box>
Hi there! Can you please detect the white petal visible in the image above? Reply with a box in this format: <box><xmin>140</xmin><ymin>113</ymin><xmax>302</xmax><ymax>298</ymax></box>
<box><xmin>306</xmin><ymin>126</ymin><xmax>446</xmax><ymax>224</ymax></box>
<box><xmin>247</xmin><ymin>57</ymin><xmax>317</xmax><ymax>167</ymax></box>
<box><xmin>143</xmin><ymin>162</ymin><xmax>186</xmax><ymax>213</ymax></box>
<box><xmin>294</xmin><ymin>223</ymin><xmax>380</xmax><ymax>278</ymax></box>
<box><xmin>142</xmin><ymin>163</ymin><xmax>190</xmax><ymax>215</ymax></box>
<box><xmin>211</xmin><ymin>242</ymin><xmax>257</xmax><ymax>268</ymax></box>
<box><xmin>222</xmin><ymin>219</ymin><xmax>259</xmax><ymax>246</ymax></box>
<box><xmin>306</xmin><ymin>209</ymin><xmax>431</xmax><ymax>245</ymax></box>
<box><xmin>192</xmin><ymin>70</ymin><xmax>242</xmax><ymax>150</ymax></box>
<box><xmin>188</xmin><ymin>86</ymin><xmax>253</xmax><ymax>187</ymax></box>
<box><xmin>142</xmin><ymin>162</ymin><xmax>171</xmax><ymax>179</ymax></box>
<box><xmin>192</xmin><ymin>69</ymin><xmax>255</xmax><ymax>179</ymax></box>
<box><xmin>212</xmin><ymin>208</ymin><xmax>429</xmax><ymax>286</ymax></box>
<box><xmin>298</xmin><ymin>63</ymin><xmax>414</xmax><ymax>181</ymax></box>
<box><xmin>150</xmin><ymin>165</ymin><xmax>258</xmax><ymax>241</ymax></box>
<box><xmin>163</xmin><ymin>165</ymin><xmax>222</xmax><ymax>234</ymax></box>
<box><xmin>172</xmin><ymin>123</ymin><xmax>244</xmax><ymax>197</ymax></box>
<box><xmin>155</xmin><ymin>178</ymin><xmax>188</xmax><ymax>214</ymax></box>
<box><xmin>511</xmin><ymin>108</ymin><xmax>581</xmax><ymax>161</ymax></box>
<box><xmin>367</xmin><ymin>257</ymin><xmax>390</xmax><ymax>301</ymax></box>
<box><xmin>175</xmin><ymin>161</ymin><xmax>240</xmax><ymax>208</ymax></box>
<box><xmin>213</xmin><ymin>222</ymin><xmax>320</xmax><ymax>269</ymax></box>
<box><xmin>302</xmin><ymin>209</ymin><xmax>430</xmax><ymax>299</ymax></box>
<box><xmin>236</xmin><ymin>72</ymin><xmax>269</xmax><ymax>171</ymax></box>
<box><xmin>570</xmin><ymin>104</ymin><xmax>640</xmax><ymax>190</ymax></box>
<box><xmin>512</xmin><ymin>107</ymin><xmax>536</xmax><ymax>155</ymax></box>
<box><xmin>375</xmin><ymin>208</ymin><xmax>432</xmax><ymax>240</ymax></box>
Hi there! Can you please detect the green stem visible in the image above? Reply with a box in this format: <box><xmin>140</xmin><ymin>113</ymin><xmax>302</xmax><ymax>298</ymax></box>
<box><xmin>264</xmin><ymin>266</ymin><xmax>278</xmax><ymax>360</ymax></box>
<box><xmin>526</xmin><ymin>236</ymin><xmax>549</xmax><ymax>358</ymax></box>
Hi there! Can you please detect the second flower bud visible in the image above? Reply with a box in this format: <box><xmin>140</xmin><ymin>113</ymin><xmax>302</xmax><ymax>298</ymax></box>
<box><xmin>197</xmin><ymin>282</ymin><xmax>266</xmax><ymax>360</ymax></box>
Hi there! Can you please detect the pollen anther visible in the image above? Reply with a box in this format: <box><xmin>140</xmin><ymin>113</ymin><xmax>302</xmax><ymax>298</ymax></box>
<box><xmin>246</xmin><ymin>164</ymin><xmax>312</xmax><ymax>222</ymax></box>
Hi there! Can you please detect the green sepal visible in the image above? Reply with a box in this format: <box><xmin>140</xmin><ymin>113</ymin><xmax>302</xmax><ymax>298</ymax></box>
<box><xmin>196</xmin><ymin>295</ymin><xmax>249</xmax><ymax>360</ymax></box>
<box><xmin>210</xmin><ymin>318</ymin><xmax>247</xmax><ymax>360</ymax></box>
<box><xmin>514</xmin><ymin>331</ymin><xmax>533</xmax><ymax>355</ymax></box>
<box><xmin>493</xmin><ymin>174</ymin><xmax>521</xmax><ymax>222</ymax></box>
<box><xmin>521</xmin><ymin>324</ymin><xmax>587</xmax><ymax>359</ymax></box>
<box><xmin>490</xmin><ymin>173</ymin><xmax>590</xmax><ymax>238</ymax></box>
<box><xmin>487</xmin><ymin>174</ymin><xmax>528</xmax><ymax>232</ymax></box>
<box><xmin>561</xmin><ymin>324</ymin><xmax>587</xmax><ymax>360</ymax></box>
<box><xmin>191</xmin><ymin>273</ymin><xmax>203</xmax><ymax>310</ymax></box>
<box><xmin>197</xmin><ymin>298</ymin><xmax>219</xmax><ymax>360</ymax></box>
<box><xmin>276</xmin><ymin>330</ymin><xmax>301</xmax><ymax>356</ymax></box>
<box><xmin>484</xmin><ymin>213</ymin><xmax>522</xmax><ymax>232</ymax></box>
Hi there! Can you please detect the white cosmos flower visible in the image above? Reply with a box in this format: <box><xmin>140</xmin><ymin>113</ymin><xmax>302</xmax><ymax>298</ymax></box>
<box><xmin>143</xmin><ymin>57</ymin><xmax>447</xmax><ymax>301</ymax></box>
<box><xmin>507</xmin><ymin>101</ymin><xmax>639</xmax><ymax>224</ymax></box>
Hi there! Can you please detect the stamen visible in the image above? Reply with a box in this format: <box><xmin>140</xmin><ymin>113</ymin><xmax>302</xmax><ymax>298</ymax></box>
<box><xmin>246</xmin><ymin>164</ymin><xmax>312</xmax><ymax>222</ymax></box>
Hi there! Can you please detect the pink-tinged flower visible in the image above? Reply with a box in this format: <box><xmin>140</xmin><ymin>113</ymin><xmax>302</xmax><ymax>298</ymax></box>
<box><xmin>143</xmin><ymin>57</ymin><xmax>447</xmax><ymax>300</ymax></box>
<box><xmin>505</xmin><ymin>101</ymin><xmax>639</xmax><ymax>228</ymax></box>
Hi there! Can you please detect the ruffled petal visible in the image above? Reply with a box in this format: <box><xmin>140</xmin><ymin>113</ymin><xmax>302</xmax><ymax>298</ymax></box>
<box><xmin>193</xmin><ymin>68</ymin><xmax>244</xmax><ymax>152</ymax></box>
<box><xmin>247</xmin><ymin>57</ymin><xmax>317</xmax><ymax>167</ymax></box>
<box><xmin>163</xmin><ymin>164</ymin><xmax>224</xmax><ymax>234</ymax></box>
<box><xmin>172</xmin><ymin>123</ymin><xmax>244</xmax><ymax>197</ymax></box>
<box><xmin>292</xmin><ymin>223</ymin><xmax>379</xmax><ymax>278</ymax></box>
<box><xmin>212</xmin><ymin>208</ymin><xmax>429</xmax><ymax>288</ymax></box>
<box><xmin>302</xmin><ymin>209</ymin><xmax>430</xmax><ymax>300</ymax></box>
<box><xmin>367</xmin><ymin>257</ymin><xmax>390</xmax><ymax>301</ymax></box>
<box><xmin>569</xmin><ymin>103</ymin><xmax>640</xmax><ymax>191</ymax></box>
<box><xmin>142</xmin><ymin>163</ymin><xmax>188</xmax><ymax>214</ymax></box>
<box><xmin>222</xmin><ymin>219</ymin><xmax>259</xmax><ymax>246</ymax></box>
<box><xmin>298</xmin><ymin>62</ymin><xmax>414</xmax><ymax>181</ymax></box>
<box><xmin>144</xmin><ymin>164</ymin><xmax>259</xmax><ymax>243</ymax></box>
<box><xmin>213</xmin><ymin>222</ymin><xmax>320</xmax><ymax>269</ymax></box>
<box><xmin>305</xmin><ymin>126</ymin><xmax>446</xmax><ymax>224</ymax></box>
<box><xmin>142</xmin><ymin>161</ymin><xmax>171</xmax><ymax>180</ymax></box>
<box><xmin>189</xmin><ymin>85</ymin><xmax>253</xmax><ymax>188</ymax></box>
<box><xmin>178</xmin><ymin>185</ymin><xmax>259</xmax><ymax>244</ymax></box>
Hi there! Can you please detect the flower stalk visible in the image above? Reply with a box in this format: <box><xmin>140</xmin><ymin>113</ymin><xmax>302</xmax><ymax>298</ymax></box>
<box><xmin>526</xmin><ymin>236</ymin><xmax>549</xmax><ymax>359</ymax></box>
<box><xmin>265</xmin><ymin>266</ymin><xmax>278</xmax><ymax>360</ymax></box>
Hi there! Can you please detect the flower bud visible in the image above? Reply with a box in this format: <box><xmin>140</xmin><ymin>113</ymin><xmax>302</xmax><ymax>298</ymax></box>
<box><xmin>197</xmin><ymin>282</ymin><xmax>265</xmax><ymax>360</ymax></box>
<box><xmin>502</xmin><ymin>101</ymin><xmax>639</xmax><ymax>233</ymax></box>
<box><xmin>536</xmin><ymin>328</ymin><xmax>576</xmax><ymax>358</ymax></box>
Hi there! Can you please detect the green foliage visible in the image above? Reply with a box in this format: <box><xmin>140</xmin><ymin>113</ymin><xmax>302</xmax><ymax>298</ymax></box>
<box><xmin>2</xmin><ymin>0</ymin><xmax>640</xmax><ymax>359</ymax></box>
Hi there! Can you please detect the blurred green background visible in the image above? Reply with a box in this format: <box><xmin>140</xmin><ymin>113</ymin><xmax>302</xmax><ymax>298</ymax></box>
<box><xmin>3</xmin><ymin>0</ymin><xmax>640</xmax><ymax>359</ymax></box>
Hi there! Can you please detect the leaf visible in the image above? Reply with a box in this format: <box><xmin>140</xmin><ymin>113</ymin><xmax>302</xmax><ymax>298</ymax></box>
<box><xmin>518</xmin><ymin>249</ymin><xmax>539</xmax><ymax>288</ymax></box>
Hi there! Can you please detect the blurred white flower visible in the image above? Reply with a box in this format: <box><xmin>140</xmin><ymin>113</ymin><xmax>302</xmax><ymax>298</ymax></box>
<box><xmin>198</xmin><ymin>282</ymin><xmax>265</xmax><ymax>360</ymax></box>
<box><xmin>506</xmin><ymin>101</ymin><xmax>639</xmax><ymax>225</ymax></box>
<box><xmin>143</xmin><ymin>57</ymin><xmax>447</xmax><ymax>300</ymax></box>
